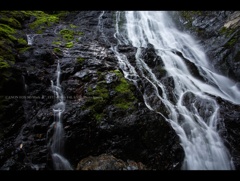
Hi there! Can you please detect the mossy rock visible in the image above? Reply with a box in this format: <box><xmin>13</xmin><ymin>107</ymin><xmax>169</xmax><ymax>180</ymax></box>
<box><xmin>65</xmin><ymin>41</ymin><xmax>74</xmax><ymax>48</ymax></box>
<box><xmin>60</xmin><ymin>29</ymin><xmax>74</xmax><ymax>41</ymax></box>
<box><xmin>28</xmin><ymin>11</ymin><xmax>59</xmax><ymax>32</ymax></box>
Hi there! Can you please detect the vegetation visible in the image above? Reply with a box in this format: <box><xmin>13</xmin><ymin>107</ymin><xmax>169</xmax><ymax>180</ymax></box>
<box><xmin>65</xmin><ymin>41</ymin><xmax>74</xmax><ymax>48</ymax></box>
<box><xmin>29</xmin><ymin>11</ymin><xmax>59</xmax><ymax>33</ymax></box>
<box><xmin>76</xmin><ymin>57</ymin><xmax>85</xmax><ymax>64</ymax></box>
<box><xmin>83</xmin><ymin>69</ymin><xmax>137</xmax><ymax>122</ymax></box>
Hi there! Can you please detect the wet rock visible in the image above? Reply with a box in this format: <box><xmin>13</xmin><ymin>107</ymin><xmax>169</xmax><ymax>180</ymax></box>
<box><xmin>76</xmin><ymin>154</ymin><xmax>148</xmax><ymax>170</ymax></box>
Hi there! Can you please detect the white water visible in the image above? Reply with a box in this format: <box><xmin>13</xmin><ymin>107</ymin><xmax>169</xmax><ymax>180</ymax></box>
<box><xmin>112</xmin><ymin>11</ymin><xmax>240</xmax><ymax>170</ymax></box>
<box><xmin>26</xmin><ymin>34</ymin><xmax>38</xmax><ymax>45</ymax></box>
<box><xmin>50</xmin><ymin>60</ymin><xmax>73</xmax><ymax>170</ymax></box>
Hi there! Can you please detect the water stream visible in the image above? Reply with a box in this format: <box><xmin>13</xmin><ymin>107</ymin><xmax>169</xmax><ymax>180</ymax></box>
<box><xmin>110</xmin><ymin>11</ymin><xmax>239</xmax><ymax>170</ymax></box>
<box><xmin>49</xmin><ymin>60</ymin><xmax>73</xmax><ymax>170</ymax></box>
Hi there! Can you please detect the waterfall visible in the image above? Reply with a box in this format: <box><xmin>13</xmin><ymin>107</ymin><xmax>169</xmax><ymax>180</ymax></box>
<box><xmin>113</xmin><ymin>11</ymin><xmax>239</xmax><ymax>170</ymax></box>
<box><xmin>26</xmin><ymin>34</ymin><xmax>38</xmax><ymax>45</ymax></box>
<box><xmin>49</xmin><ymin>60</ymin><xmax>73</xmax><ymax>170</ymax></box>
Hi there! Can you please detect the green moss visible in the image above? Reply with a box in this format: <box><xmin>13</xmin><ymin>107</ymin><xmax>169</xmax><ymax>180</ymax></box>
<box><xmin>0</xmin><ymin>41</ymin><xmax>16</xmax><ymax>62</ymax></box>
<box><xmin>59</xmin><ymin>28</ymin><xmax>83</xmax><ymax>41</ymax></box>
<box><xmin>0</xmin><ymin>46</ymin><xmax>15</xmax><ymax>62</ymax></box>
<box><xmin>83</xmin><ymin>77</ymin><xmax>110</xmax><ymax>122</ymax></box>
<box><xmin>0</xmin><ymin>24</ymin><xmax>16</xmax><ymax>34</ymax></box>
<box><xmin>65</xmin><ymin>41</ymin><xmax>74</xmax><ymax>48</ymax></box>
<box><xmin>77</xmin><ymin>57</ymin><xmax>85</xmax><ymax>64</ymax></box>
<box><xmin>52</xmin><ymin>41</ymin><xmax>62</xmax><ymax>45</ymax></box>
<box><xmin>83</xmin><ymin>70</ymin><xmax>137</xmax><ymax>122</ymax></box>
<box><xmin>0</xmin><ymin>11</ymin><xmax>31</xmax><ymax>23</ymax></box>
<box><xmin>70</xmin><ymin>24</ymin><xmax>77</xmax><ymax>29</ymax></box>
<box><xmin>60</xmin><ymin>29</ymin><xmax>74</xmax><ymax>41</ymax></box>
<box><xmin>17</xmin><ymin>38</ymin><xmax>27</xmax><ymax>46</ymax></box>
<box><xmin>29</xmin><ymin>11</ymin><xmax>59</xmax><ymax>32</ymax></box>
<box><xmin>219</xmin><ymin>26</ymin><xmax>235</xmax><ymax>37</ymax></box>
<box><xmin>115</xmin><ymin>101</ymin><xmax>135</xmax><ymax>109</ymax></box>
<box><xmin>77</xmin><ymin>31</ymin><xmax>84</xmax><ymax>36</ymax></box>
<box><xmin>53</xmin><ymin>47</ymin><xmax>62</xmax><ymax>54</ymax></box>
<box><xmin>18</xmin><ymin>46</ymin><xmax>31</xmax><ymax>53</ymax></box>
<box><xmin>0</xmin><ymin>23</ymin><xmax>17</xmax><ymax>42</ymax></box>
<box><xmin>46</xmin><ymin>11</ymin><xmax>69</xmax><ymax>19</ymax></box>
<box><xmin>111</xmin><ymin>69</ymin><xmax>136</xmax><ymax>110</ymax></box>
<box><xmin>94</xmin><ymin>113</ymin><xmax>104</xmax><ymax>122</ymax></box>
<box><xmin>226</xmin><ymin>37</ymin><xmax>237</xmax><ymax>47</ymax></box>
<box><xmin>0</xmin><ymin>57</ymin><xmax>10</xmax><ymax>69</ymax></box>
<box><xmin>0</xmin><ymin>17</ymin><xmax>22</xmax><ymax>29</ymax></box>
<box><xmin>53</xmin><ymin>48</ymin><xmax>63</xmax><ymax>56</ymax></box>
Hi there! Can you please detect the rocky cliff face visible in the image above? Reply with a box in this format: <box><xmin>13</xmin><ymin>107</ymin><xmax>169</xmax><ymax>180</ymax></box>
<box><xmin>0</xmin><ymin>11</ymin><xmax>183</xmax><ymax>170</ymax></box>
<box><xmin>0</xmin><ymin>11</ymin><xmax>239</xmax><ymax>170</ymax></box>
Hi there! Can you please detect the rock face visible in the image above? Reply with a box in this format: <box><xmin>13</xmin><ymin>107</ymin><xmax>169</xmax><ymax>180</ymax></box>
<box><xmin>0</xmin><ymin>11</ymin><xmax>240</xmax><ymax>170</ymax></box>
<box><xmin>0</xmin><ymin>11</ymin><xmax>183</xmax><ymax>170</ymax></box>
<box><xmin>76</xmin><ymin>154</ymin><xmax>147</xmax><ymax>170</ymax></box>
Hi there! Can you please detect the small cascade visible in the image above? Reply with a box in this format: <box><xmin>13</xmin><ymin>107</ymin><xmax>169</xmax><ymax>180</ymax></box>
<box><xmin>26</xmin><ymin>34</ymin><xmax>38</xmax><ymax>45</ymax></box>
<box><xmin>49</xmin><ymin>60</ymin><xmax>73</xmax><ymax>170</ymax></box>
<box><xmin>22</xmin><ymin>75</ymin><xmax>28</xmax><ymax>94</ymax></box>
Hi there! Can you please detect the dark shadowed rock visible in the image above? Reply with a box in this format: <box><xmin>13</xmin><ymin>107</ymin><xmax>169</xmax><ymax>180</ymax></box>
<box><xmin>76</xmin><ymin>154</ymin><xmax>148</xmax><ymax>170</ymax></box>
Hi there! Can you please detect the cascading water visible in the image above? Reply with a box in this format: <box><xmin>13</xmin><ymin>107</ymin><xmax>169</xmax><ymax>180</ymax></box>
<box><xmin>26</xmin><ymin>34</ymin><xmax>38</xmax><ymax>45</ymax></box>
<box><xmin>111</xmin><ymin>11</ymin><xmax>240</xmax><ymax>170</ymax></box>
<box><xmin>49</xmin><ymin>60</ymin><xmax>73</xmax><ymax>170</ymax></box>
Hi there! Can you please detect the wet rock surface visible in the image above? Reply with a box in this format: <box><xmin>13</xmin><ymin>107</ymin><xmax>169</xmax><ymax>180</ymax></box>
<box><xmin>0</xmin><ymin>11</ymin><xmax>240</xmax><ymax>170</ymax></box>
<box><xmin>0</xmin><ymin>11</ymin><xmax>184</xmax><ymax>170</ymax></box>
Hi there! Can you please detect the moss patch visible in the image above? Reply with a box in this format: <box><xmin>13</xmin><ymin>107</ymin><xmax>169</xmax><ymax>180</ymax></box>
<box><xmin>111</xmin><ymin>69</ymin><xmax>136</xmax><ymax>110</ymax></box>
<box><xmin>0</xmin><ymin>57</ymin><xmax>10</xmax><ymax>69</ymax></box>
<box><xmin>65</xmin><ymin>41</ymin><xmax>74</xmax><ymax>48</ymax></box>
<box><xmin>29</xmin><ymin>11</ymin><xmax>59</xmax><ymax>33</ymax></box>
<box><xmin>60</xmin><ymin>29</ymin><xmax>74</xmax><ymax>41</ymax></box>
<box><xmin>76</xmin><ymin>57</ymin><xmax>85</xmax><ymax>64</ymax></box>
<box><xmin>83</xmin><ymin>69</ymin><xmax>137</xmax><ymax>122</ymax></box>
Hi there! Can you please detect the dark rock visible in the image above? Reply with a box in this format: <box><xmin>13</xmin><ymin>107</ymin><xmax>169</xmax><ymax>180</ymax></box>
<box><xmin>76</xmin><ymin>154</ymin><xmax>148</xmax><ymax>170</ymax></box>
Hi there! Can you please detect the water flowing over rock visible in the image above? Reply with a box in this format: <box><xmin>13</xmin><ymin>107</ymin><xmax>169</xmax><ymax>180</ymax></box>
<box><xmin>0</xmin><ymin>11</ymin><xmax>240</xmax><ymax>170</ymax></box>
